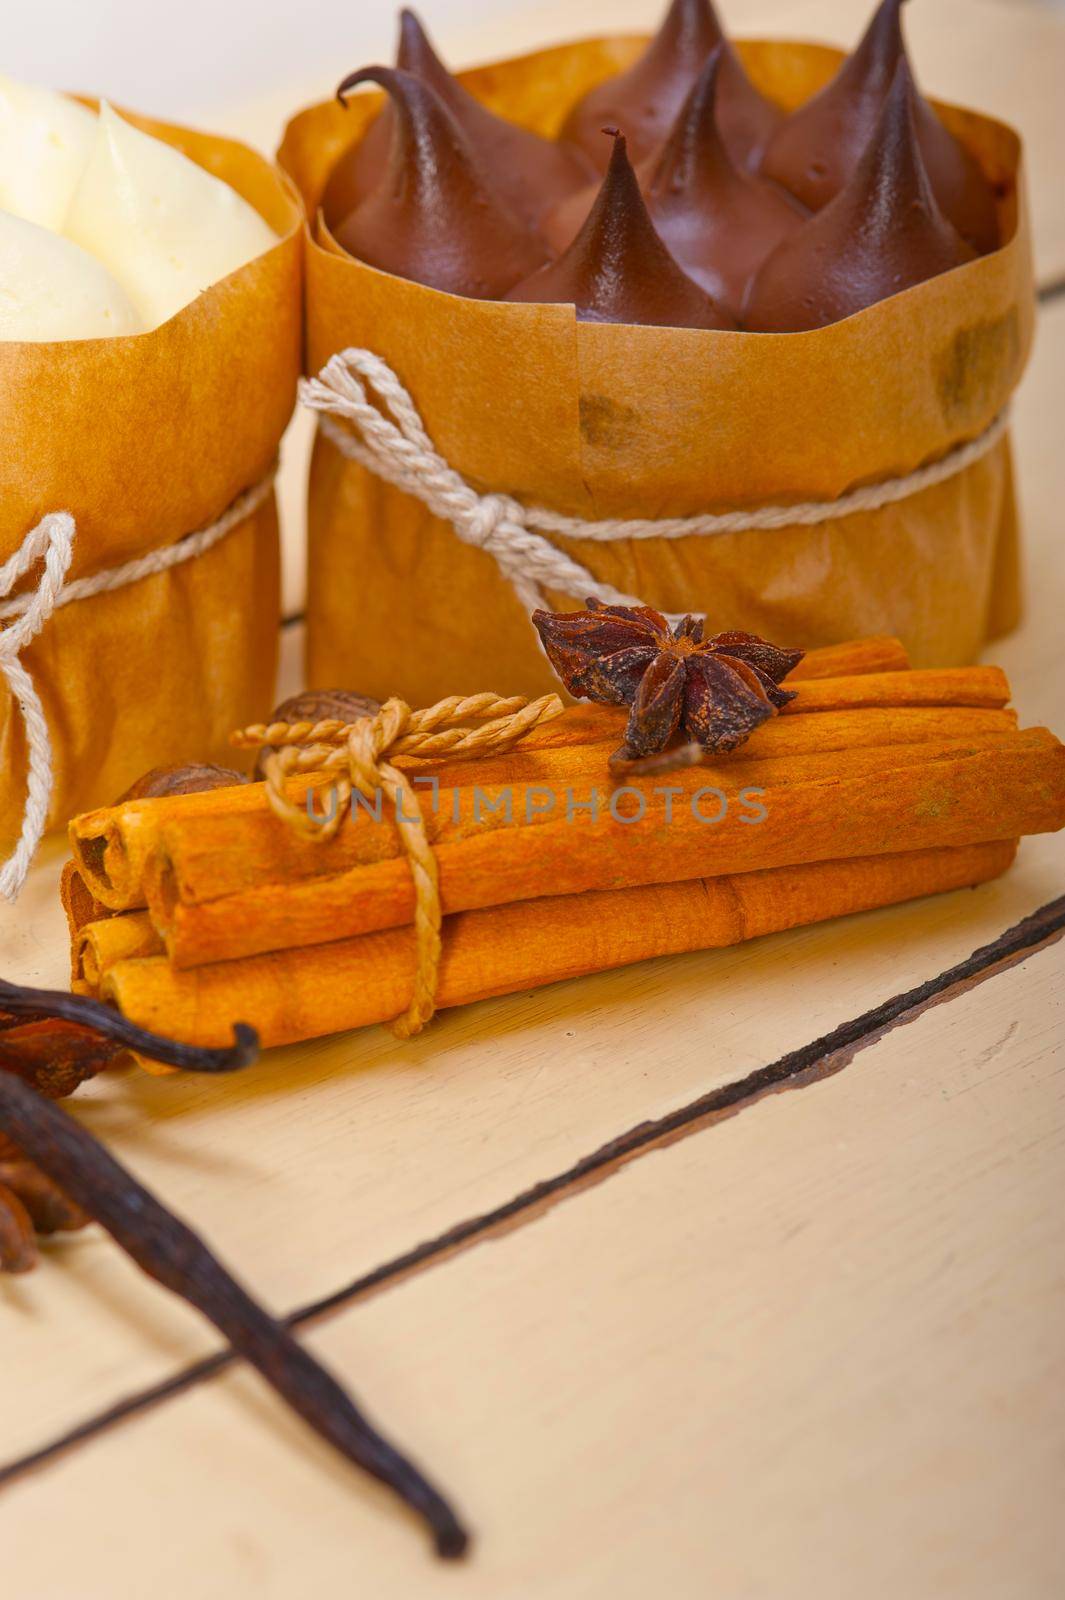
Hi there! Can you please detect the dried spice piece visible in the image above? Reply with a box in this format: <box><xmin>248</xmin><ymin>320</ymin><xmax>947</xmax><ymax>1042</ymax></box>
<box><xmin>331</xmin><ymin>67</ymin><xmax>550</xmax><ymax>298</ymax></box>
<box><xmin>100</xmin><ymin>837</ymin><xmax>1039</xmax><ymax>1047</ymax></box>
<box><xmin>0</xmin><ymin>1019</ymin><xmax>120</xmax><ymax>1099</ymax></box>
<box><xmin>0</xmin><ymin>1168</ymin><xmax>37</xmax><ymax>1272</ymax></box>
<box><xmin>745</xmin><ymin>63</ymin><xmax>975</xmax><ymax>331</ymax></box>
<box><xmin>0</xmin><ymin>964</ymin><xmax>465</xmax><ymax>1546</ymax></box>
<box><xmin>0</xmin><ymin>1128</ymin><xmax>89</xmax><ymax>1273</ymax></box>
<box><xmin>326</xmin><ymin>8</ymin><xmax>591</xmax><ymax>229</ymax></box>
<box><xmin>0</xmin><ymin>979</ymin><xmax>258</xmax><ymax>1270</ymax></box>
<box><xmin>265</xmin><ymin>688</ymin><xmax>382</xmax><ymax>726</ymax></box>
<box><xmin>0</xmin><ymin>1148</ymin><xmax>88</xmax><ymax>1232</ymax></box>
<box><xmin>256</xmin><ymin>688</ymin><xmax>382</xmax><ymax>778</ymax></box>
<box><xmin>0</xmin><ymin>1199</ymin><xmax>36</xmax><ymax>1271</ymax></box>
<box><xmin>118</xmin><ymin>764</ymin><xmax>249</xmax><ymax>802</ymax></box>
<box><xmin>0</xmin><ymin>977</ymin><xmax>257</xmax><ymax>1079</ymax></box>
<box><xmin>532</xmin><ymin>599</ymin><xmax>803</xmax><ymax>762</ymax></box>
<box><xmin>61</xmin><ymin>858</ymin><xmax>116</xmax><ymax>957</ymax></box>
<box><xmin>0</xmin><ymin>1070</ymin><xmax>468</xmax><ymax>1557</ymax></box>
<box><xmin>62</xmin><ymin>772</ymin><xmax>253</xmax><ymax>993</ymax></box>
<box><xmin>507</xmin><ymin>132</ymin><xmax>733</xmax><ymax>330</ymax></box>
<box><xmin>759</xmin><ymin>0</ymin><xmax>998</xmax><ymax>251</ymax></box>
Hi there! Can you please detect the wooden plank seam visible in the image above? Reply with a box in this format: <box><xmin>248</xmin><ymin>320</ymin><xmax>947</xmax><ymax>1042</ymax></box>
<box><xmin>1</xmin><ymin>888</ymin><xmax>1062</xmax><ymax>1494</ymax></box>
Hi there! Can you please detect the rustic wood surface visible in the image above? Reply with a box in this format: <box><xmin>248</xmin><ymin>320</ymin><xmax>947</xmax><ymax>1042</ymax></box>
<box><xmin>4</xmin><ymin>945</ymin><xmax>1061</xmax><ymax>1600</ymax></box>
<box><xmin>1</xmin><ymin>3</ymin><xmax>1063</xmax><ymax>1594</ymax></box>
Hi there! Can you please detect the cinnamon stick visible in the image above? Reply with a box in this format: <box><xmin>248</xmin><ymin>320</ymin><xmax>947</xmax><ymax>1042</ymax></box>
<box><xmin>782</xmin><ymin>667</ymin><xmax>1009</xmax><ymax>715</ymax></box>
<box><xmin>102</xmin><ymin>841</ymin><xmax>1018</xmax><ymax>1049</ymax></box>
<box><xmin>203</xmin><ymin>715</ymin><xmax>1031</xmax><ymax>891</ymax></box>
<box><xmin>72</xmin><ymin>679</ymin><xmax>1019</xmax><ymax>914</ymax></box>
<box><xmin>59</xmin><ymin>861</ymin><xmax>115</xmax><ymax>994</ymax></box>
<box><xmin>67</xmin><ymin>638</ymin><xmax>911</xmax><ymax>909</ymax></box>
<box><xmin>148</xmin><ymin>730</ymin><xmax>1055</xmax><ymax>969</ymax></box>
<box><xmin>785</xmin><ymin>635</ymin><xmax>908</xmax><ymax>679</ymax></box>
<box><xmin>59</xmin><ymin>860</ymin><xmax>112</xmax><ymax>934</ymax></box>
<box><xmin>378</xmin><ymin>637</ymin><xmax>914</xmax><ymax>759</ymax></box>
<box><xmin>76</xmin><ymin>911</ymin><xmax>160</xmax><ymax>991</ymax></box>
<box><xmin>475</xmin><ymin>662</ymin><xmax>1005</xmax><ymax>757</ymax></box>
<box><xmin>397</xmin><ymin>705</ymin><xmax>1018</xmax><ymax>797</ymax></box>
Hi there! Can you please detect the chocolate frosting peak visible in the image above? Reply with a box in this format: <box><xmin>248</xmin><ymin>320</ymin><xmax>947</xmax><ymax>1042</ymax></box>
<box><xmin>710</xmin><ymin>40</ymin><xmax>786</xmax><ymax>171</ymax></box>
<box><xmin>650</xmin><ymin>47</ymin><xmax>734</xmax><ymax>196</ymax></box>
<box><xmin>325</xmin><ymin>8</ymin><xmax>590</xmax><ymax>230</ymax></box>
<box><xmin>507</xmin><ymin>131</ymin><xmax>734</xmax><ymax>330</ymax></box>
<box><xmin>559</xmin><ymin>0</ymin><xmax>724</xmax><ymax>170</ymax></box>
<box><xmin>560</xmin><ymin>1</ymin><xmax>781</xmax><ymax>173</ymax></box>
<box><xmin>847</xmin><ymin>0</ymin><xmax>907</xmax><ymax>94</ymax></box>
<box><xmin>759</xmin><ymin>0</ymin><xmax>997</xmax><ymax>250</ymax></box>
<box><xmin>644</xmin><ymin>51</ymin><xmax>805</xmax><ymax>316</ymax></box>
<box><xmin>745</xmin><ymin>61</ymin><xmax>976</xmax><ymax>331</ymax></box>
<box><xmin>331</xmin><ymin>67</ymin><xmax>550</xmax><ymax>300</ymax></box>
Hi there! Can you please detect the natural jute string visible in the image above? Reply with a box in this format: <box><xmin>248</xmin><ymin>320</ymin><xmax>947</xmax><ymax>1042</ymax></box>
<box><xmin>301</xmin><ymin>348</ymin><xmax>1012</xmax><ymax>619</ymax></box>
<box><xmin>233</xmin><ymin>691</ymin><xmax>564</xmax><ymax>1039</ymax></box>
<box><xmin>0</xmin><ymin>467</ymin><xmax>276</xmax><ymax>902</ymax></box>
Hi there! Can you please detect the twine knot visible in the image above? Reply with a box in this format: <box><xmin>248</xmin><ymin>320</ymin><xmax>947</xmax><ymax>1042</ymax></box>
<box><xmin>462</xmin><ymin>492</ymin><xmax>520</xmax><ymax>552</ymax></box>
<box><xmin>346</xmin><ymin>698</ymin><xmax>412</xmax><ymax>798</ymax></box>
<box><xmin>233</xmin><ymin>689</ymin><xmax>564</xmax><ymax>1039</ymax></box>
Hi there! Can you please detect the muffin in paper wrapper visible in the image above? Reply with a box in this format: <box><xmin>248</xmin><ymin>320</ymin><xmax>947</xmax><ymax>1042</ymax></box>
<box><xmin>279</xmin><ymin>35</ymin><xmax>1034</xmax><ymax>705</ymax></box>
<box><xmin>0</xmin><ymin>103</ymin><xmax>302</xmax><ymax>866</ymax></box>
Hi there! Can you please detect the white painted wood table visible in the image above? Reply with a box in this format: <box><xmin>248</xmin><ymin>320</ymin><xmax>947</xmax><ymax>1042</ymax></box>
<box><xmin>1</xmin><ymin>3</ymin><xmax>1063</xmax><ymax>1595</ymax></box>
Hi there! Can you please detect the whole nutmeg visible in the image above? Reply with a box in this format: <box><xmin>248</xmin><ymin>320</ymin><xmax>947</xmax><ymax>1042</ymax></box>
<box><xmin>255</xmin><ymin>688</ymin><xmax>382</xmax><ymax>778</ymax></box>
<box><xmin>117</xmin><ymin>764</ymin><xmax>249</xmax><ymax>803</ymax></box>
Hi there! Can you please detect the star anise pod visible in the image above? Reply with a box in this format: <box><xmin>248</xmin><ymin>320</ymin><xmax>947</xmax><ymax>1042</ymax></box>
<box><xmin>533</xmin><ymin>600</ymin><xmax>805</xmax><ymax>764</ymax></box>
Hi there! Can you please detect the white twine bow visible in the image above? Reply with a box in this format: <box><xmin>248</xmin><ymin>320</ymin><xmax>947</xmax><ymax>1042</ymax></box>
<box><xmin>0</xmin><ymin>469</ymin><xmax>275</xmax><ymax>902</ymax></box>
<box><xmin>300</xmin><ymin>347</ymin><xmax>1011</xmax><ymax>620</ymax></box>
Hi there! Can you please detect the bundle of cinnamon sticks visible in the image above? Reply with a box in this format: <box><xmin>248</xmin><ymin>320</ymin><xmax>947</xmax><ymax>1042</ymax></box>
<box><xmin>63</xmin><ymin>638</ymin><xmax>1065</xmax><ymax>1052</ymax></box>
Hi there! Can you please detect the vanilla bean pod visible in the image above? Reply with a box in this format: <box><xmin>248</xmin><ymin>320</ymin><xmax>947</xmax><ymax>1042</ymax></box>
<box><xmin>0</xmin><ymin>978</ymin><xmax>257</xmax><ymax>1073</ymax></box>
<box><xmin>0</xmin><ymin>1073</ymin><xmax>469</xmax><ymax>1558</ymax></box>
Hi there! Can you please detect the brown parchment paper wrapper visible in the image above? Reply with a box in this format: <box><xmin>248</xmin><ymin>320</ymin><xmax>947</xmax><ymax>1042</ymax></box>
<box><xmin>0</xmin><ymin>103</ymin><xmax>303</xmax><ymax>859</ymax></box>
<box><xmin>279</xmin><ymin>37</ymin><xmax>1034</xmax><ymax>704</ymax></box>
